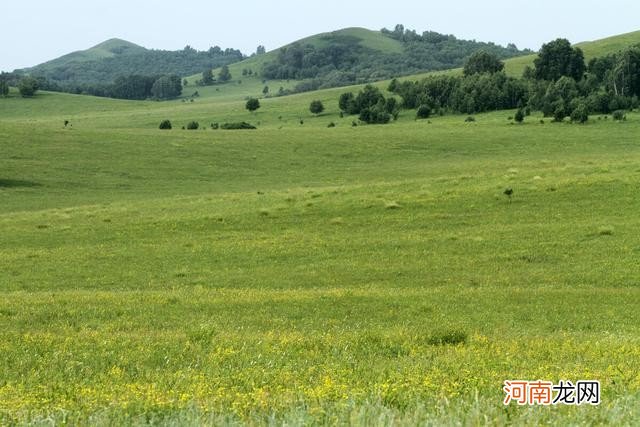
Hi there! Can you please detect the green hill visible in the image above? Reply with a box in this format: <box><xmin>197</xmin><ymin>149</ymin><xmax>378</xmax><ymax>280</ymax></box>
<box><xmin>27</xmin><ymin>38</ymin><xmax>148</xmax><ymax>71</ymax></box>
<box><xmin>22</xmin><ymin>39</ymin><xmax>244</xmax><ymax>89</ymax></box>
<box><xmin>186</xmin><ymin>26</ymin><xmax>528</xmax><ymax>97</ymax></box>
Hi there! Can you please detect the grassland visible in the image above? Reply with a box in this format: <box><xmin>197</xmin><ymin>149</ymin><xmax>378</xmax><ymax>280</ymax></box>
<box><xmin>1</xmin><ymin>81</ymin><xmax>640</xmax><ymax>426</ymax></box>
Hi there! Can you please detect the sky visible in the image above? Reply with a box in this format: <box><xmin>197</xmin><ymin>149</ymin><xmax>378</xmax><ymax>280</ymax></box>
<box><xmin>2</xmin><ymin>0</ymin><xmax>640</xmax><ymax>72</ymax></box>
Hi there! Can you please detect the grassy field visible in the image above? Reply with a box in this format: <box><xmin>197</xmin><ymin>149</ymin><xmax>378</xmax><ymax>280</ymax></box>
<box><xmin>1</xmin><ymin>84</ymin><xmax>640</xmax><ymax>425</ymax></box>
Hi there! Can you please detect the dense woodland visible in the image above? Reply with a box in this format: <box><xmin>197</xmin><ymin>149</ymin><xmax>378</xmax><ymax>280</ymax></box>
<box><xmin>340</xmin><ymin>39</ymin><xmax>640</xmax><ymax>124</ymax></box>
<box><xmin>264</xmin><ymin>25</ymin><xmax>529</xmax><ymax>93</ymax></box>
<box><xmin>19</xmin><ymin>46</ymin><xmax>244</xmax><ymax>97</ymax></box>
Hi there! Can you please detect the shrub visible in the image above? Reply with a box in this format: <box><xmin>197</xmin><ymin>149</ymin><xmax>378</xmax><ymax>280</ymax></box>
<box><xmin>309</xmin><ymin>100</ymin><xmax>325</xmax><ymax>115</ymax></box>
<box><xmin>246</xmin><ymin>98</ymin><xmax>261</xmax><ymax>113</ymax></box>
<box><xmin>220</xmin><ymin>122</ymin><xmax>257</xmax><ymax>130</ymax></box>
<box><xmin>571</xmin><ymin>102</ymin><xmax>589</xmax><ymax>123</ymax></box>
<box><xmin>159</xmin><ymin>120</ymin><xmax>172</xmax><ymax>130</ymax></box>
<box><xmin>514</xmin><ymin>108</ymin><xmax>525</xmax><ymax>123</ymax></box>
<box><xmin>427</xmin><ymin>330</ymin><xmax>468</xmax><ymax>346</ymax></box>
<box><xmin>465</xmin><ymin>116</ymin><xmax>476</xmax><ymax>122</ymax></box>
<box><xmin>327</xmin><ymin>122</ymin><xmax>336</xmax><ymax>128</ymax></box>
<box><xmin>416</xmin><ymin>104</ymin><xmax>431</xmax><ymax>119</ymax></box>
<box><xmin>18</xmin><ymin>77</ymin><xmax>39</xmax><ymax>97</ymax></box>
<box><xmin>211</xmin><ymin>123</ymin><xmax>219</xmax><ymax>129</ymax></box>
<box><xmin>612</xmin><ymin>110</ymin><xmax>626</xmax><ymax>121</ymax></box>
<box><xmin>186</xmin><ymin>121</ymin><xmax>199</xmax><ymax>130</ymax></box>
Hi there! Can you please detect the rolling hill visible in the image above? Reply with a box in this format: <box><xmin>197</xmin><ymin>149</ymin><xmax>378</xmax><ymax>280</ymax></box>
<box><xmin>26</xmin><ymin>38</ymin><xmax>147</xmax><ymax>70</ymax></box>
<box><xmin>21</xmin><ymin>39</ymin><xmax>244</xmax><ymax>89</ymax></box>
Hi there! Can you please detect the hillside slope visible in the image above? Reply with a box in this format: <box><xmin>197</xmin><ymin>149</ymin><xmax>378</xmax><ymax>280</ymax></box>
<box><xmin>186</xmin><ymin>26</ymin><xmax>528</xmax><ymax>97</ymax></box>
<box><xmin>22</xmin><ymin>39</ymin><xmax>244</xmax><ymax>89</ymax></box>
<box><xmin>504</xmin><ymin>29</ymin><xmax>640</xmax><ymax>77</ymax></box>
<box><xmin>26</xmin><ymin>39</ymin><xmax>147</xmax><ymax>71</ymax></box>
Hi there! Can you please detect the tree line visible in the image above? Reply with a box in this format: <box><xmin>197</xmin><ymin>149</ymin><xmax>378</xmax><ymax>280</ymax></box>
<box><xmin>374</xmin><ymin>39</ymin><xmax>640</xmax><ymax>123</ymax></box>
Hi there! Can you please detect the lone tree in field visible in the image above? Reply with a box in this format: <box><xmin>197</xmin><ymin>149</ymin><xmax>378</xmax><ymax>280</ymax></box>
<box><xmin>262</xmin><ymin>86</ymin><xmax>269</xmax><ymax>96</ymax></box>
<box><xmin>463</xmin><ymin>51</ymin><xmax>504</xmax><ymax>76</ymax></box>
<box><xmin>218</xmin><ymin>65</ymin><xmax>232</xmax><ymax>82</ymax></box>
<box><xmin>202</xmin><ymin>69</ymin><xmax>214</xmax><ymax>85</ymax></box>
<box><xmin>534</xmin><ymin>39</ymin><xmax>585</xmax><ymax>81</ymax></box>
<box><xmin>309</xmin><ymin>100</ymin><xmax>325</xmax><ymax>115</ymax></box>
<box><xmin>514</xmin><ymin>108</ymin><xmax>525</xmax><ymax>123</ymax></box>
<box><xmin>246</xmin><ymin>97</ymin><xmax>261</xmax><ymax>113</ymax></box>
<box><xmin>18</xmin><ymin>77</ymin><xmax>39</xmax><ymax>97</ymax></box>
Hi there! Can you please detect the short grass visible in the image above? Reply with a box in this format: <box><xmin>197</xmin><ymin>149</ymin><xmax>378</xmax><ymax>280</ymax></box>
<box><xmin>1</xmin><ymin>88</ymin><xmax>640</xmax><ymax>425</ymax></box>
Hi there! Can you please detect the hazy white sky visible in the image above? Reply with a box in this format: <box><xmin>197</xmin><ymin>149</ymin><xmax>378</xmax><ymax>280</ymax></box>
<box><xmin>2</xmin><ymin>0</ymin><xmax>639</xmax><ymax>72</ymax></box>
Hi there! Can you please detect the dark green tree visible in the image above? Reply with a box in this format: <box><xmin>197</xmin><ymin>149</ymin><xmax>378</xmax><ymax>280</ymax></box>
<box><xmin>0</xmin><ymin>80</ymin><xmax>8</xmax><ymax>96</ymax></box>
<box><xmin>256</xmin><ymin>45</ymin><xmax>266</xmax><ymax>55</ymax></box>
<box><xmin>309</xmin><ymin>100</ymin><xmax>325</xmax><ymax>115</ymax></box>
<box><xmin>570</xmin><ymin>101</ymin><xmax>589</xmax><ymax>123</ymax></box>
<box><xmin>202</xmin><ymin>69</ymin><xmax>214</xmax><ymax>85</ymax></box>
<box><xmin>18</xmin><ymin>77</ymin><xmax>39</xmax><ymax>97</ymax></box>
<box><xmin>246</xmin><ymin>97</ymin><xmax>261</xmax><ymax>113</ymax></box>
<box><xmin>151</xmin><ymin>75</ymin><xmax>182</xmax><ymax>99</ymax></box>
<box><xmin>218</xmin><ymin>65</ymin><xmax>232</xmax><ymax>82</ymax></box>
<box><xmin>339</xmin><ymin>92</ymin><xmax>356</xmax><ymax>113</ymax></box>
<box><xmin>514</xmin><ymin>108</ymin><xmax>525</xmax><ymax>123</ymax></box>
<box><xmin>416</xmin><ymin>104</ymin><xmax>431</xmax><ymax>119</ymax></box>
<box><xmin>463</xmin><ymin>51</ymin><xmax>504</xmax><ymax>76</ymax></box>
<box><xmin>262</xmin><ymin>86</ymin><xmax>269</xmax><ymax>96</ymax></box>
<box><xmin>534</xmin><ymin>39</ymin><xmax>585</xmax><ymax>81</ymax></box>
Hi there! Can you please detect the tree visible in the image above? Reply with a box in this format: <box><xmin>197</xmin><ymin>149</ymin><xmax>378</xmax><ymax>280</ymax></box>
<box><xmin>262</xmin><ymin>86</ymin><xmax>269</xmax><ymax>96</ymax></box>
<box><xmin>339</xmin><ymin>92</ymin><xmax>355</xmax><ymax>113</ymax></box>
<box><xmin>463</xmin><ymin>51</ymin><xmax>504</xmax><ymax>76</ymax></box>
<box><xmin>610</xmin><ymin>47</ymin><xmax>640</xmax><ymax>97</ymax></box>
<box><xmin>416</xmin><ymin>104</ymin><xmax>431</xmax><ymax>119</ymax></box>
<box><xmin>18</xmin><ymin>77</ymin><xmax>39</xmax><ymax>97</ymax></box>
<box><xmin>570</xmin><ymin>101</ymin><xmax>589</xmax><ymax>123</ymax></box>
<box><xmin>151</xmin><ymin>75</ymin><xmax>182</xmax><ymax>100</ymax></box>
<box><xmin>256</xmin><ymin>45</ymin><xmax>266</xmax><ymax>55</ymax></box>
<box><xmin>246</xmin><ymin>97</ymin><xmax>261</xmax><ymax>113</ymax></box>
<box><xmin>534</xmin><ymin>38</ymin><xmax>585</xmax><ymax>81</ymax></box>
<box><xmin>218</xmin><ymin>65</ymin><xmax>232</xmax><ymax>82</ymax></box>
<box><xmin>159</xmin><ymin>120</ymin><xmax>172</xmax><ymax>130</ymax></box>
<box><xmin>514</xmin><ymin>108</ymin><xmax>525</xmax><ymax>123</ymax></box>
<box><xmin>0</xmin><ymin>80</ymin><xmax>8</xmax><ymax>96</ymax></box>
<box><xmin>202</xmin><ymin>69</ymin><xmax>214</xmax><ymax>85</ymax></box>
<box><xmin>309</xmin><ymin>100</ymin><xmax>324</xmax><ymax>115</ymax></box>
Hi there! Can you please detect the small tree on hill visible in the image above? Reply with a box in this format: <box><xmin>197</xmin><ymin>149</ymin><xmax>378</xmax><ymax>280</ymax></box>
<box><xmin>202</xmin><ymin>69</ymin><xmax>214</xmax><ymax>85</ymax></box>
<box><xmin>463</xmin><ymin>51</ymin><xmax>504</xmax><ymax>76</ymax></box>
<box><xmin>263</xmin><ymin>86</ymin><xmax>269</xmax><ymax>96</ymax></box>
<box><xmin>534</xmin><ymin>38</ymin><xmax>585</xmax><ymax>81</ymax></box>
<box><xmin>18</xmin><ymin>77</ymin><xmax>39</xmax><ymax>97</ymax></box>
<box><xmin>159</xmin><ymin>120</ymin><xmax>172</xmax><ymax>130</ymax></box>
<box><xmin>514</xmin><ymin>108</ymin><xmax>525</xmax><ymax>123</ymax></box>
<box><xmin>310</xmin><ymin>100</ymin><xmax>324</xmax><ymax>115</ymax></box>
<box><xmin>246</xmin><ymin>98</ymin><xmax>261</xmax><ymax>113</ymax></box>
<box><xmin>218</xmin><ymin>65</ymin><xmax>232</xmax><ymax>82</ymax></box>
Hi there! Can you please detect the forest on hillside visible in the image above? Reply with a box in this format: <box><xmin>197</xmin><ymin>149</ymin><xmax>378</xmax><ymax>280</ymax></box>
<box><xmin>20</xmin><ymin>46</ymin><xmax>244</xmax><ymax>95</ymax></box>
<box><xmin>264</xmin><ymin>25</ymin><xmax>531</xmax><ymax>93</ymax></box>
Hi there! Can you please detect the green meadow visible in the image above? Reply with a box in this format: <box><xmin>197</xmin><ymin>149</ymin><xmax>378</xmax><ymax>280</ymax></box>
<box><xmin>1</xmin><ymin>80</ymin><xmax>640</xmax><ymax>425</ymax></box>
